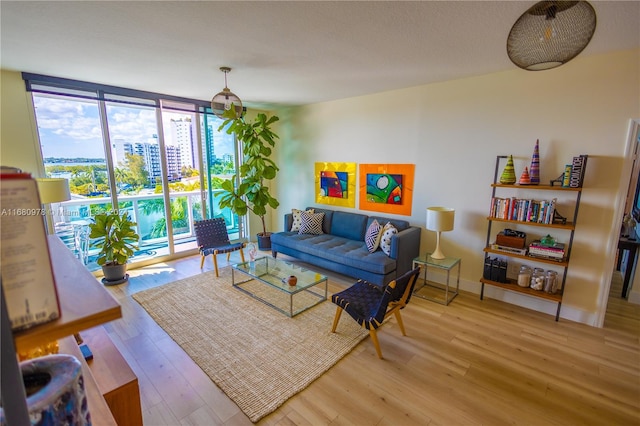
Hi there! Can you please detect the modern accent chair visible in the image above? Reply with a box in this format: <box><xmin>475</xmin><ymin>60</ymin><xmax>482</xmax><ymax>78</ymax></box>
<box><xmin>330</xmin><ymin>266</ymin><xmax>421</xmax><ymax>359</ymax></box>
<box><xmin>194</xmin><ymin>218</ymin><xmax>245</xmax><ymax>277</ymax></box>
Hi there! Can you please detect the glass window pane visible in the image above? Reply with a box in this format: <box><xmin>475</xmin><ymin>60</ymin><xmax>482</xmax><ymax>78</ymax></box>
<box><xmin>200</xmin><ymin>112</ymin><xmax>242</xmax><ymax>240</ymax></box>
<box><xmin>33</xmin><ymin>94</ymin><xmax>111</xmax><ymax>268</ymax></box>
<box><xmin>105</xmin><ymin>103</ymin><xmax>170</xmax><ymax>257</ymax></box>
<box><xmin>160</xmin><ymin>103</ymin><xmax>202</xmax><ymax>252</ymax></box>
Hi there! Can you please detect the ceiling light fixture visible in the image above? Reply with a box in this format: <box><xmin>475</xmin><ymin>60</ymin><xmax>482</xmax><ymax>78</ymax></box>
<box><xmin>211</xmin><ymin>66</ymin><xmax>242</xmax><ymax>118</ymax></box>
<box><xmin>507</xmin><ymin>1</ymin><xmax>597</xmax><ymax>71</ymax></box>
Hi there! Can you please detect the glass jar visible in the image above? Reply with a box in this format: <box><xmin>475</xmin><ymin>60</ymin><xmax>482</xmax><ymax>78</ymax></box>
<box><xmin>530</xmin><ymin>268</ymin><xmax>545</xmax><ymax>290</ymax></box>
<box><xmin>517</xmin><ymin>265</ymin><xmax>532</xmax><ymax>287</ymax></box>
<box><xmin>545</xmin><ymin>270</ymin><xmax>558</xmax><ymax>294</ymax></box>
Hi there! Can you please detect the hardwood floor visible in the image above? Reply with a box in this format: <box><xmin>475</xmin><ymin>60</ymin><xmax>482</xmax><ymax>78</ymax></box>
<box><xmin>93</xmin><ymin>253</ymin><xmax>640</xmax><ymax>425</ymax></box>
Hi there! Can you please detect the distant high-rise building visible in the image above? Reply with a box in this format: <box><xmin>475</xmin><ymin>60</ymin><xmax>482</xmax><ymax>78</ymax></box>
<box><xmin>165</xmin><ymin>145</ymin><xmax>181</xmax><ymax>182</ymax></box>
<box><xmin>111</xmin><ymin>139</ymin><xmax>133</xmax><ymax>166</ymax></box>
<box><xmin>133</xmin><ymin>141</ymin><xmax>161</xmax><ymax>185</ymax></box>
<box><xmin>170</xmin><ymin>118</ymin><xmax>196</xmax><ymax>170</ymax></box>
<box><xmin>203</xmin><ymin>120</ymin><xmax>216</xmax><ymax>163</ymax></box>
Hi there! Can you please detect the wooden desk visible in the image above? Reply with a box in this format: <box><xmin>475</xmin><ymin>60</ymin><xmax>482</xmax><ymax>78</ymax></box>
<box><xmin>618</xmin><ymin>233</ymin><xmax>640</xmax><ymax>298</ymax></box>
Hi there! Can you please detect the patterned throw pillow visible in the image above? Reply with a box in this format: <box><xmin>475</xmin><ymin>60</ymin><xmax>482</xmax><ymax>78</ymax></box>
<box><xmin>379</xmin><ymin>222</ymin><xmax>398</xmax><ymax>256</ymax></box>
<box><xmin>298</xmin><ymin>211</ymin><xmax>325</xmax><ymax>235</ymax></box>
<box><xmin>291</xmin><ymin>208</ymin><xmax>314</xmax><ymax>232</ymax></box>
<box><xmin>364</xmin><ymin>219</ymin><xmax>382</xmax><ymax>253</ymax></box>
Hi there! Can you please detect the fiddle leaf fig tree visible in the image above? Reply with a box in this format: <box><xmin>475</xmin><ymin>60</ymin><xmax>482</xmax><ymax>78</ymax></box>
<box><xmin>217</xmin><ymin>109</ymin><xmax>280</xmax><ymax>236</ymax></box>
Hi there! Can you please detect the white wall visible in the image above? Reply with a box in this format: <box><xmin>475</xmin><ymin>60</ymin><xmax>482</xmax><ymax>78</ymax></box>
<box><xmin>272</xmin><ymin>49</ymin><xmax>640</xmax><ymax>326</ymax></box>
<box><xmin>1</xmin><ymin>69</ymin><xmax>44</xmax><ymax>176</ymax></box>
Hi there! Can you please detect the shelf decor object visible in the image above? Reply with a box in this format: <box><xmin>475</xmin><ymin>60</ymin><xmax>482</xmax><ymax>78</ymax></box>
<box><xmin>211</xmin><ymin>66</ymin><xmax>242</xmax><ymax>119</ymax></box>
<box><xmin>519</xmin><ymin>166</ymin><xmax>532</xmax><ymax>185</ymax></box>
<box><xmin>426</xmin><ymin>207</ymin><xmax>455</xmax><ymax>260</ymax></box>
<box><xmin>507</xmin><ymin>1</ymin><xmax>597</xmax><ymax>71</ymax></box>
<box><xmin>530</xmin><ymin>139</ymin><xmax>540</xmax><ymax>184</ymax></box>
<box><xmin>499</xmin><ymin>155</ymin><xmax>517</xmax><ymax>184</ymax></box>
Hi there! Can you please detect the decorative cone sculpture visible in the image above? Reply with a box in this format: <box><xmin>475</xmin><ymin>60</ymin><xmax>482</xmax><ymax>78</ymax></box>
<box><xmin>500</xmin><ymin>155</ymin><xmax>517</xmax><ymax>185</ymax></box>
<box><xmin>519</xmin><ymin>166</ymin><xmax>531</xmax><ymax>185</ymax></box>
<box><xmin>530</xmin><ymin>140</ymin><xmax>540</xmax><ymax>185</ymax></box>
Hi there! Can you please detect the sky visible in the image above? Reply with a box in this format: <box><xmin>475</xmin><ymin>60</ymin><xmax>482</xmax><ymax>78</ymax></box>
<box><xmin>34</xmin><ymin>94</ymin><xmax>234</xmax><ymax>161</ymax></box>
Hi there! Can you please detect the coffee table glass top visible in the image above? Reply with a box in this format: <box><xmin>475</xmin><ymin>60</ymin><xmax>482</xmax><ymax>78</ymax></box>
<box><xmin>232</xmin><ymin>257</ymin><xmax>328</xmax><ymax>317</ymax></box>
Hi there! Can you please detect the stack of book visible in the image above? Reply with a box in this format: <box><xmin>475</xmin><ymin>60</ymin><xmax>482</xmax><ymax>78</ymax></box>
<box><xmin>528</xmin><ymin>240</ymin><xmax>566</xmax><ymax>261</ymax></box>
<box><xmin>562</xmin><ymin>155</ymin><xmax>588</xmax><ymax>188</ymax></box>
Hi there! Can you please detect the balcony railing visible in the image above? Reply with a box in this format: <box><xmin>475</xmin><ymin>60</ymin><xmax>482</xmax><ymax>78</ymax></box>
<box><xmin>52</xmin><ymin>189</ymin><xmax>240</xmax><ymax>272</ymax></box>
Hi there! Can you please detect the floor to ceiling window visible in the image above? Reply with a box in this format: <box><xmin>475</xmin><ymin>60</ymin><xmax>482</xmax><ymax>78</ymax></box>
<box><xmin>26</xmin><ymin>73</ymin><xmax>242</xmax><ymax>271</ymax></box>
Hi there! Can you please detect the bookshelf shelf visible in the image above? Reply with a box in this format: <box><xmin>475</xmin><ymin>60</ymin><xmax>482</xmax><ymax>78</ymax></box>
<box><xmin>481</xmin><ymin>155</ymin><xmax>584</xmax><ymax>321</ymax></box>
<box><xmin>480</xmin><ymin>278</ymin><xmax>563</xmax><ymax>302</ymax></box>
<box><xmin>485</xmin><ymin>217</ymin><xmax>575</xmax><ymax>231</ymax></box>
<box><xmin>483</xmin><ymin>247</ymin><xmax>569</xmax><ymax>267</ymax></box>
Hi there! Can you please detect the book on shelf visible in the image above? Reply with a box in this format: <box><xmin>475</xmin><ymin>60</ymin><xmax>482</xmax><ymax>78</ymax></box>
<box><xmin>490</xmin><ymin>243</ymin><xmax>528</xmax><ymax>255</ymax></box>
<box><xmin>529</xmin><ymin>241</ymin><xmax>565</xmax><ymax>251</ymax></box>
<box><xmin>489</xmin><ymin>197</ymin><xmax>556</xmax><ymax>224</ymax></box>
<box><xmin>528</xmin><ymin>252</ymin><xmax>566</xmax><ymax>262</ymax></box>
<box><xmin>569</xmin><ymin>155</ymin><xmax>588</xmax><ymax>188</ymax></box>
<box><xmin>0</xmin><ymin>171</ymin><xmax>60</xmax><ymax>331</ymax></box>
<box><xmin>562</xmin><ymin>164</ymin><xmax>572</xmax><ymax>187</ymax></box>
<box><xmin>528</xmin><ymin>240</ymin><xmax>565</xmax><ymax>259</ymax></box>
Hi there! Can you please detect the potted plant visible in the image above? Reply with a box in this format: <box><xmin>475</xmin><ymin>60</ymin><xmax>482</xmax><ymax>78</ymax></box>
<box><xmin>89</xmin><ymin>211</ymin><xmax>139</xmax><ymax>284</ymax></box>
<box><xmin>217</xmin><ymin>110</ymin><xmax>280</xmax><ymax>250</ymax></box>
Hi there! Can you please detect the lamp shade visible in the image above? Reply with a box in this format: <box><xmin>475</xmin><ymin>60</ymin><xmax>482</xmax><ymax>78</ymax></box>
<box><xmin>426</xmin><ymin>207</ymin><xmax>455</xmax><ymax>232</ymax></box>
<box><xmin>36</xmin><ymin>178</ymin><xmax>71</xmax><ymax>204</ymax></box>
<box><xmin>507</xmin><ymin>1</ymin><xmax>597</xmax><ymax>71</ymax></box>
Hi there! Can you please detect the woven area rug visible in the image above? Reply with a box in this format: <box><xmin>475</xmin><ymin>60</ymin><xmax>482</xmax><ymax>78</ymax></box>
<box><xmin>132</xmin><ymin>267</ymin><xmax>368</xmax><ymax>422</ymax></box>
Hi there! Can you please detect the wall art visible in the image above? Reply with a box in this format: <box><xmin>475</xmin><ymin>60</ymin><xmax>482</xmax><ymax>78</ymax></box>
<box><xmin>315</xmin><ymin>162</ymin><xmax>356</xmax><ymax>208</ymax></box>
<box><xmin>359</xmin><ymin>164</ymin><xmax>415</xmax><ymax>215</ymax></box>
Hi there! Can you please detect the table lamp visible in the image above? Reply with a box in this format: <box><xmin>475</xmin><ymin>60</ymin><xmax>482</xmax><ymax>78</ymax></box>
<box><xmin>426</xmin><ymin>207</ymin><xmax>455</xmax><ymax>260</ymax></box>
<box><xmin>36</xmin><ymin>178</ymin><xmax>71</xmax><ymax>234</ymax></box>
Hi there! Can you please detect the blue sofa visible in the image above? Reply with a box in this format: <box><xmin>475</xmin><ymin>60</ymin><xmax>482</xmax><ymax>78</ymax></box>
<box><xmin>271</xmin><ymin>207</ymin><xmax>421</xmax><ymax>286</ymax></box>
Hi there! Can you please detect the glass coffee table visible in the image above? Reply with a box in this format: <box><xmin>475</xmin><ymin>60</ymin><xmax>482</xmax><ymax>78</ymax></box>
<box><xmin>231</xmin><ymin>257</ymin><xmax>328</xmax><ymax>317</ymax></box>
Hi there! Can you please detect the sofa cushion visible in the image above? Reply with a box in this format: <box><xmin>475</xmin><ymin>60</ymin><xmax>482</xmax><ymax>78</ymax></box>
<box><xmin>367</xmin><ymin>216</ymin><xmax>410</xmax><ymax>233</ymax></box>
<box><xmin>330</xmin><ymin>211</ymin><xmax>368</xmax><ymax>241</ymax></box>
<box><xmin>379</xmin><ymin>222</ymin><xmax>398</xmax><ymax>256</ymax></box>
<box><xmin>291</xmin><ymin>208</ymin><xmax>314</xmax><ymax>232</ymax></box>
<box><xmin>298</xmin><ymin>211</ymin><xmax>325</xmax><ymax>235</ymax></box>
<box><xmin>306</xmin><ymin>207</ymin><xmax>334</xmax><ymax>234</ymax></box>
<box><xmin>364</xmin><ymin>219</ymin><xmax>382</xmax><ymax>253</ymax></box>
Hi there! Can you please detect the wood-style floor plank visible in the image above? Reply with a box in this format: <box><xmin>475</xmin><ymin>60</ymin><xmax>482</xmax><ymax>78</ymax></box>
<box><xmin>97</xmin><ymin>253</ymin><xmax>639</xmax><ymax>425</ymax></box>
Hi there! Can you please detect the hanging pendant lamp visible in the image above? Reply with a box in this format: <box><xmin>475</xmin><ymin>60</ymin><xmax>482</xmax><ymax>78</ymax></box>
<box><xmin>211</xmin><ymin>67</ymin><xmax>243</xmax><ymax>118</ymax></box>
<box><xmin>507</xmin><ymin>1</ymin><xmax>597</xmax><ymax>71</ymax></box>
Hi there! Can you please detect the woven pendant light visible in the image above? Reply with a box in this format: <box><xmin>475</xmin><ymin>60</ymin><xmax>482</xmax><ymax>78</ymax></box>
<box><xmin>507</xmin><ymin>1</ymin><xmax>597</xmax><ymax>71</ymax></box>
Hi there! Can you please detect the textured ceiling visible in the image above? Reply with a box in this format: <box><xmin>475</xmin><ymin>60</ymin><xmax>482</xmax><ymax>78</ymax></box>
<box><xmin>1</xmin><ymin>1</ymin><xmax>638</xmax><ymax>107</ymax></box>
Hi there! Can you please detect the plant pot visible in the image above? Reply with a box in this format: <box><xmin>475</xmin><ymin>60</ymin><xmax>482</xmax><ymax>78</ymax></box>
<box><xmin>0</xmin><ymin>354</ymin><xmax>90</xmax><ymax>425</ymax></box>
<box><xmin>101</xmin><ymin>263</ymin><xmax>128</xmax><ymax>285</ymax></box>
<box><xmin>256</xmin><ymin>233</ymin><xmax>272</xmax><ymax>250</ymax></box>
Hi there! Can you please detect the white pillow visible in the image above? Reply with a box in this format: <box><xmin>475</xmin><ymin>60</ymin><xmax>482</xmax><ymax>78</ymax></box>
<box><xmin>291</xmin><ymin>208</ymin><xmax>314</xmax><ymax>232</ymax></box>
<box><xmin>379</xmin><ymin>222</ymin><xmax>398</xmax><ymax>256</ymax></box>
<box><xmin>364</xmin><ymin>219</ymin><xmax>382</xmax><ymax>253</ymax></box>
